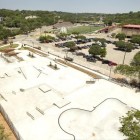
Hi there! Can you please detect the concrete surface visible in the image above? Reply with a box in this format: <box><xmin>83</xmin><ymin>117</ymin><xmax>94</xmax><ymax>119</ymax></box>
<box><xmin>0</xmin><ymin>44</ymin><xmax>140</xmax><ymax>140</ymax></box>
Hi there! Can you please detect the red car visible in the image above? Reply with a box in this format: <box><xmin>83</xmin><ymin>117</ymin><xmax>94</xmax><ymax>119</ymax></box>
<box><xmin>109</xmin><ymin>61</ymin><xmax>117</xmax><ymax>66</ymax></box>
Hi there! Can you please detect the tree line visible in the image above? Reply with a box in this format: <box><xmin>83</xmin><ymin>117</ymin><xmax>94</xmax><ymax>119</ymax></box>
<box><xmin>0</xmin><ymin>9</ymin><xmax>140</xmax><ymax>41</ymax></box>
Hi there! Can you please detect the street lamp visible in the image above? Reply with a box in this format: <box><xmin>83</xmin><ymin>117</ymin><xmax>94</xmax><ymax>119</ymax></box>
<box><xmin>122</xmin><ymin>49</ymin><xmax>127</xmax><ymax>65</ymax></box>
<box><xmin>109</xmin><ymin>65</ymin><xmax>112</xmax><ymax>79</ymax></box>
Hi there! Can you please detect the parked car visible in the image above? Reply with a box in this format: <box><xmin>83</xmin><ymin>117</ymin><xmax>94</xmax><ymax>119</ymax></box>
<box><xmin>108</xmin><ymin>61</ymin><xmax>117</xmax><ymax>66</ymax></box>
<box><xmin>86</xmin><ymin>57</ymin><xmax>96</xmax><ymax>62</ymax></box>
<box><xmin>77</xmin><ymin>46</ymin><xmax>82</xmax><ymax>50</ymax></box>
<box><xmin>76</xmin><ymin>52</ymin><xmax>85</xmax><ymax>56</ymax></box>
<box><xmin>102</xmin><ymin>59</ymin><xmax>117</xmax><ymax>66</ymax></box>
<box><xmin>81</xmin><ymin>46</ymin><xmax>88</xmax><ymax>49</ymax></box>
<box><xmin>64</xmin><ymin>57</ymin><xmax>73</xmax><ymax>61</ymax></box>
<box><xmin>83</xmin><ymin>55</ymin><xmax>92</xmax><ymax>58</ymax></box>
<box><xmin>134</xmin><ymin>43</ymin><xmax>140</xmax><ymax>49</ymax></box>
<box><xmin>93</xmin><ymin>56</ymin><xmax>102</xmax><ymax>61</ymax></box>
<box><xmin>102</xmin><ymin>59</ymin><xmax>110</xmax><ymax>64</ymax></box>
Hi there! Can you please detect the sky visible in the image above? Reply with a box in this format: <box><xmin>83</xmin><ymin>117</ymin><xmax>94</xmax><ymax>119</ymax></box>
<box><xmin>0</xmin><ymin>0</ymin><xmax>140</xmax><ymax>13</ymax></box>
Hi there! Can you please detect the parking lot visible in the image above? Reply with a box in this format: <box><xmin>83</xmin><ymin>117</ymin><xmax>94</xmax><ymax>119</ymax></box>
<box><xmin>15</xmin><ymin>28</ymin><xmax>140</xmax><ymax>78</ymax></box>
<box><xmin>39</xmin><ymin>38</ymin><xmax>139</xmax><ymax>78</ymax></box>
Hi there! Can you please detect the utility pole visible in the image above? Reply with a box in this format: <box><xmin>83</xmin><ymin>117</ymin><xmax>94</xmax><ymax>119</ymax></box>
<box><xmin>109</xmin><ymin>66</ymin><xmax>112</xmax><ymax>79</ymax></box>
<box><xmin>122</xmin><ymin>49</ymin><xmax>127</xmax><ymax>65</ymax></box>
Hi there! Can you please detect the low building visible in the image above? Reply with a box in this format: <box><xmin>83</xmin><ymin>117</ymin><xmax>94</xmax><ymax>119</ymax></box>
<box><xmin>122</xmin><ymin>24</ymin><xmax>140</xmax><ymax>36</ymax></box>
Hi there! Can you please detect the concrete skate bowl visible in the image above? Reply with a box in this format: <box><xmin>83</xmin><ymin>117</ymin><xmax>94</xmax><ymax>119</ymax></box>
<box><xmin>58</xmin><ymin>98</ymin><xmax>134</xmax><ymax>140</ymax></box>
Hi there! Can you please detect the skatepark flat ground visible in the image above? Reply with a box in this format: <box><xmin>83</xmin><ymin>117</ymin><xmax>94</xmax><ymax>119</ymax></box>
<box><xmin>0</xmin><ymin>49</ymin><xmax>140</xmax><ymax>140</ymax></box>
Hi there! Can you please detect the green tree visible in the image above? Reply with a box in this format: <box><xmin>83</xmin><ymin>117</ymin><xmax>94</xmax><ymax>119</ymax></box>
<box><xmin>131</xmin><ymin>51</ymin><xmax>140</xmax><ymax>66</ymax></box>
<box><xmin>45</xmin><ymin>35</ymin><xmax>55</xmax><ymax>43</ymax></box>
<box><xmin>94</xmin><ymin>38</ymin><xmax>107</xmax><ymax>47</ymax></box>
<box><xmin>116</xmin><ymin>33</ymin><xmax>126</xmax><ymax>40</ymax></box>
<box><xmin>108</xmin><ymin>20</ymin><xmax>112</xmax><ymax>26</ymax></box>
<box><xmin>39</xmin><ymin>36</ymin><xmax>47</xmax><ymax>43</ymax></box>
<box><xmin>39</xmin><ymin>35</ymin><xmax>55</xmax><ymax>43</ymax></box>
<box><xmin>130</xmin><ymin>35</ymin><xmax>140</xmax><ymax>45</ymax></box>
<box><xmin>100</xmin><ymin>47</ymin><xmax>107</xmax><ymax>58</ymax></box>
<box><xmin>64</xmin><ymin>41</ymin><xmax>77</xmax><ymax>51</ymax></box>
<box><xmin>119</xmin><ymin>110</ymin><xmax>140</xmax><ymax>140</ymax></box>
<box><xmin>89</xmin><ymin>44</ymin><xmax>107</xmax><ymax>58</ymax></box>
<box><xmin>104</xmin><ymin>19</ymin><xmax>112</xmax><ymax>26</ymax></box>
<box><xmin>115</xmin><ymin>41</ymin><xmax>133</xmax><ymax>52</ymax></box>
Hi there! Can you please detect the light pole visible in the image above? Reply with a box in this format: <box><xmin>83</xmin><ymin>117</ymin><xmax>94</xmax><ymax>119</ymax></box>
<box><xmin>109</xmin><ymin>65</ymin><xmax>112</xmax><ymax>79</ymax></box>
<box><xmin>122</xmin><ymin>49</ymin><xmax>127</xmax><ymax>65</ymax></box>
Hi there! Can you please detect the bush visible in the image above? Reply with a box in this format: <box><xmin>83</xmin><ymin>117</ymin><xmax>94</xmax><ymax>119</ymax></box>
<box><xmin>130</xmin><ymin>35</ymin><xmax>140</xmax><ymax>45</ymax></box>
<box><xmin>119</xmin><ymin>110</ymin><xmax>140</xmax><ymax>140</ymax></box>
<box><xmin>115</xmin><ymin>78</ymin><xmax>129</xmax><ymax>85</ymax></box>
<box><xmin>116</xmin><ymin>33</ymin><xmax>126</xmax><ymax>40</ymax></box>
<box><xmin>115</xmin><ymin>41</ymin><xmax>133</xmax><ymax>52</ymax></box>
<box><xmin>129</xmin><ymin>79</ymin><xmax>138</xmax><ymax>88</ymax></box>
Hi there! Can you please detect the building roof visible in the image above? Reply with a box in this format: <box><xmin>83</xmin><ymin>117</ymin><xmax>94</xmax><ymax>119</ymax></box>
<box><xmin>123</xmin><ymin>24</ymin><xmax>140</xmax><ymax>29</ymax></box>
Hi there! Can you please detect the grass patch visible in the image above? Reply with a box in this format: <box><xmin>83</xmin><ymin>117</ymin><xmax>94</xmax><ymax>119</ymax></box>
<box><xmin>0</xmin><ymin>44</ymin><xmax>19</xmax><ymax>51</ymax></box>
<box><xmin>19</xmin><ymin>47</ymin><xmax>27</xmax><ymax>50</ymax></box>
<box><xmin>68</xmin><ymin>26</ymin><xmax>104</xmax><ymax>34</ymax></box>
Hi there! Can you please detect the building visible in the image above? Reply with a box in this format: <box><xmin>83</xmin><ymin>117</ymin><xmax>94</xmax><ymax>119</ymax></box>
<box><xmin>122</xmin><ymin>24</ymin><xmax>140</xmax><ymax>36</ymax></box>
